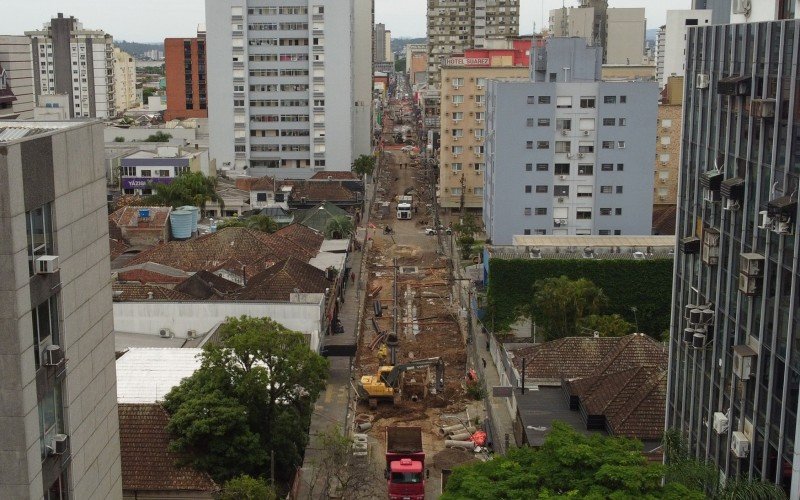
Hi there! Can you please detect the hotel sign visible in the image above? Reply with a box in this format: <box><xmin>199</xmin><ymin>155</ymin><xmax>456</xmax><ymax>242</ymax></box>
<box><xmin>444</xmin><ymin>57</ymin><xmax>491</xmax><ymax>67</ymax></box>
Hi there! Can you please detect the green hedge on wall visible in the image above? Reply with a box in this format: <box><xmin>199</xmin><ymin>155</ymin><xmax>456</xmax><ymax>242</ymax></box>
<box><xmin>487</xmin><ymin>258</ymin><xmax>674</xmax><ymax>337</ymax></box>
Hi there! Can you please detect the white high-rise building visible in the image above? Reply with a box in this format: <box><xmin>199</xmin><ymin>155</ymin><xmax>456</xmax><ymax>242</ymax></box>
<box><xmin>206</xmin><ymin>0</ymin><xmax>372</xmax><ymax>173</ymax></box>
<box><xmin>113</xmin><ymin>47</ymin><xmax>138</xmax><ymax>114</ymax></box>
<box><xmin>656</xmin><ymin>10</ymin><xmax>712</xmax><ymax>89</ymax></box>
<box><xmin>25</xmin><ymin>13</ymin><xmax>116</xmax><ymax>119</ymax></box>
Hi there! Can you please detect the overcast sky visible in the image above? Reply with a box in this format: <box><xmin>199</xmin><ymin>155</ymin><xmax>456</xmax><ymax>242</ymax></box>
<box><xmin>0</xmin><ymin>0</ymin><xmax>690</xmax><ymax>42</ymax></box>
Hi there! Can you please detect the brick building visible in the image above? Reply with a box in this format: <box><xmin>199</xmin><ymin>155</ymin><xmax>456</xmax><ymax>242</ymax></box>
<box><xmin>164</xmin><ymin>28</ymin><xmax>207</xmax><ymax>121</ymax></box>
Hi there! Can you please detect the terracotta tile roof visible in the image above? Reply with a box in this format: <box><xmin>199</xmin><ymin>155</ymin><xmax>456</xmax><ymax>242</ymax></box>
<box><xmin>118</xmin><ymin>403</ymin><xmax>217</xmax><ymax>493</ymax></box>
<box><xmin>311</xmin><ymin>171</ymin><xmax>359</xmax><ymax>180</ymax></box>
<box><xmin>251</xmin><ymin>176</ymin><xmax>277</xmax><ymax>191</ymax></box>
<box><xmin>117</xmin><ymin>268</ymin><xmax>187</xmax><ymax>285</ymax></box>
<box><xmin>284</xmin><ymin>180</ymin><xmax>360</xmax><ymax>203</ymax></box>
<box><xmin>110</xmin><ymin>239</ymin><xmax>129</xmax><ymax>260</ymax></box>
<box><xmin>174</xmin><ymin>270</ymin><xmax>242</xmax><ymax>299</ymax></box>
<box><xmin>273</xmin><ymin>223</ymin><xmax>325</xmax><ymax>255</ymax></box>
<box><xmin>127</xmin><ymin>227</ymin><xmax>294</xmax><ymax>280</ymax></box>
<box><xmin>235</xmin><ymin>257</ymin><xmax>331</xmax><ymax>301</ymax></box>
<box><xmin>513</xmin><ymin>333</ymin><xmax>667</xmax><ymax>381</ymax></box>
<box><xmin>110</xmin><ymin>206</ymin><xmax>172</xmax><ymax>229</ymax></box>
<box><xmin>112</xmin><ymin>283</ymin><xmax>195</xmax><ymax>301</ymax></box>
<box><xmin>652</xmin><ymin>205</ymin><xmax>677</xmax><ymax>235</ymax></box>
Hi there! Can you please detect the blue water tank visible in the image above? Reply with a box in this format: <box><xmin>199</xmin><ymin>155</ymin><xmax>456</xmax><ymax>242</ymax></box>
<box><xmin>138</xmin><ymin>208</ymin><xmax>151</xmax><ymax>219</ymax></box>
<box><xmin>170</xmin><ymin>210</ymin><xmax>193</xmax><ymax>239</ymax></box>
<box><xmin>178</xmin><ymin>206</ymin><xmax>200</xmax><ymax>234</ymax></box>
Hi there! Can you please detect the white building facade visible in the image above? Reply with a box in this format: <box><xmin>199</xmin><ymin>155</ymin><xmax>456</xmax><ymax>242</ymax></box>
<box><xmin>25</xmin><ymin>14</ymin><xmax>116</xmax><ymax>119</ymax></box>
<box><xmin>112</xmin><ymin>47</ymin><xmax>138</xmax><ymax>114</ymax></box>
<box><xmin>657</xmin><ymin>10</ymin><xmax>712</xmax><ymax>89</ymax></box>
<box><xmin>206</xmin><ymin>0</ymin><xmax>371</xmax><ymax>173</ymax></box>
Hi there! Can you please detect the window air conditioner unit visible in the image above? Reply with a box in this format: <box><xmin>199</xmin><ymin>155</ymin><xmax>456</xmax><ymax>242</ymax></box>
<box><xmin>738</xmin><ymin>273</ymin><xmax>762</xmax><ymax>296</ymax></box>
<box><xmin>739</xmin><ymin>253</ymin><xmax>764</xmax><ymax>276</ymax></box>
<box><xmin>43</xmin><ymin>345</ymin><xmax>64</xmax><ymax>366</ymax></box>
<box><xmin>583</xmin><ymin>130</ymin><xmax>589</xmax><ymax>136</ymax></box>
<box><xmin>578</xmin><ymin>153</ymin><xmax>585</xmax><ymax>159</ymax></box>
<box><xmin>187</xmin><ymin>329</ymin><xmax>198</xmax><ymax>339</ymax></box>
<box><xmin>731</xmin><ymin>431</ymin><xmax>750</xmax><ymax>458</ymax></box>
<box><xmin>35</xmin><ymin>255</ymin><xmax>60</xmax><ymax>274</ymax></box>
<box><xmin>159</xmin><ymin>328</ymin><xmax>173</xmax><ymax>338</ymax></box>
<box><xmin>692</xmin><ymin>331</ymin><xmax>706</xmax><ymax>349</ymax></box>
<box><xmin>50</xmin><ymin>434</ymin><xmax>68</xmax><ymax>455</ymax></box>
<box><xmin>559</xmin><ymin>175</ymin><xmax>567</xmax><ymax>180</ymax></box>
<box><xmin>713</xmin><ymin>412</ymin><xmax>729</xmax><ymax>434</ymax></box>
<box><xmin>659</xmin><ymin>195</ymin><xmax>666</xmax><ymax>201</ymax></box>
<box><xmin>750</xmin><ymin>98</ymin><xmax>775</xmax><ymax>118</ymax></box>
<box><xmin>723</xmin><ymin>198</ymin><xmax>741</xmax><ymax>211</ymax></box>
<box><xmin>561</xmin><ymin>129</ymin><xmax>569</xmax><ymax>136</ymax></box>
<box><xmin>732</xmin><ymin>0</ymin><xmax>752</xmax><ymax>16</ymax></box>
<box><xmin>696</xmin><ymin>73</ymin><xmax>710</xmax><ymax>89</ymax></box>
<box><xmin>732</xmin><ymin>345</ymin><xmax>757</xmax><ymax>379</ymax></box>
<box><xmin>557</xmin><ymin>197</ymin><xmax>565</xmax><ymax>203</ymax></box>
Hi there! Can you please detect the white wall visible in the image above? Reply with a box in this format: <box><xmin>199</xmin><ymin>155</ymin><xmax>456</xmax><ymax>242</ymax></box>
<box><xmin>323</xmin><ymin>0</ymin><xmax>355</xmax><ymax>170</ymax></box>
<box><xmin>352</xmin><ymin>0</ymin><xmax>374</xmax><ymax>160</ymax></box>
<box><xmin>104</xmin><ymin>126</ymin><xmax>197</xmax><ymax>143</ymax></box>
<box><xmin>113</xmin><ymin>298</ymin><xmax>326</xmax><ymax>352</ymax></box>
<box><xmin>730</xmin><ymin>0</ymin><xmax>800</xmax><ymax>23</ymax></box>
<box><xmin>662</xmin><ymin>10</ymin><xmax>712</xmax><ymax>88</ymax></box>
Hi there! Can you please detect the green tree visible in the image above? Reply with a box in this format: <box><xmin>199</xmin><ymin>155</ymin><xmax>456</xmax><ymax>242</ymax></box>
<box><xmin>394</xmin><ymin>58</ymin><xmax>406</xmax><ymax>73</ymax></box>
<box><xmin>352</xmin><ymin>154</ymin><xmax>376</xmax><ymax>177</ymax></box>
<box><xmin>453</xmin><ymin>212</ymin><xmax>480</xmax><ymax>239</ymax></box>
<box><xmin>145</xmin><ymin>171</ymin><xmax>223</xmax><ymax>211</ymax></box>
<box><xmin>532</xmin><ymin>276</ymin><xmax>608</xmax><ymax>340</ymax></box>
<box><xmin>458</xmin><ymin>234</ymin><xmax>475</xmax><ymax>259</ymax></box>
<box><xmin>142</xmin><ymin>87</ymin><xmax>157</xmax><ymax>101</ymax></box>
<box><xmin>324</xmin><ymin>215</ymin><xmax>355</xmax><ymax>239</ymax></box>
<box><xmin>218</xmin><ymin>215</ymin><xmax>279</xmax><ymax>233</ymax></box>
<box><xmin>443</xmin><ymin>422</ymin><xmax>702</xmax><ymax>499</ymax></box>
<box><xmin>578</xmin><ymin>314</ymin><xmax>635</xmax><ymax>337</ymax></box>
<box><xmin>663</xmin><ymin>429</ymin><xmax>786</xmax><ymax>499</ymax></box>
<box><xmin>114</xmin><ymin>136</ymin><xmax>125</xmax><ymax>142</ymax></box>
<box><xmin>143</xmin><ymin>131</ymin><xmax>172</xmax><ymax>142</ymax></box>
<box><xmin>163</xmin><ymin>316</ymin><xmax>329</xmax><ymax>483</ymax></box>
<box><xmin>221</xmin><ymin>475</ymin><xmax>277</xmax><ymax>500</ymax></box>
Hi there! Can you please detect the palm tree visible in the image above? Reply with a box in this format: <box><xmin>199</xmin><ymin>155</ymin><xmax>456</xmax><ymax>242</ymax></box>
<box><xmin>663</xmin><ymin>429</ymin><xmax>786</xmax><ymax>499</ymax></box>
<box><xmin>146</xmin><ymin>172</ymin><xmax>224</xmax><ymax>211</ymax></box>
<box><xmin>324</xmin><ymin>215</ymin><xmax>354</xmax><ymax>239</ymax></box>
<box><xmin>246</xmin><ymin>215</ymin><xmax>278</xmax><ymax>233</ymax></box>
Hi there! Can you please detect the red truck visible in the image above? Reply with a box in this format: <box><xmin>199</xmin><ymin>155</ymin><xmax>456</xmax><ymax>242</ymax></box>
<box><xmin>385</xmin><ymin>426</ymin><xmax>426</xmax><ymax>500</ymax></box>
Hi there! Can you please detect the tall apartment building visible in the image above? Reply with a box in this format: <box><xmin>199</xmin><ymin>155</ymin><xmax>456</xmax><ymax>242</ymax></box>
<box><xmin>654</xmin><ymin>76</ymin><xmax>683</xmax><ymax>207</ymax></box>
<box><xmin>0</xmin><ymin>35</ymin><xmax>35</xmax><ymax>119</ymax></box>
<box><xmin>374</xmin><ymin>22</ymin><xmax>388</xmax><ymax>63</ymax></box>
<box><xmin>666</xmin><ymin>12</ymin><xmax>800</xmax><ymax>496</ymax></box>
<box><xmin>426</xmin><ymin>0</ymin><xmax>520</xmax><ymax>86</ymax></box>
<box><xmin>549</xmin><ymin>3</ymin><xmax>646</xmax><ymax>65</ymax></box>
<box><xmin>25</xmin><ymin>14</ymin><xmax>116</xmax><ymax>119</ymax></box>
<box><xmin>656</xmin><ymin>10</ymin><xmax>712</xmax><ymax>89</ymax></box>
<box><xmin>405</xmin><ymin>43</ymin><xmax>428</xmax><ymax>86</ymax></box>
<box><xmin>0</xmin><ymin>121</ymin><xmax>122</xmax><ymax>498</ymax></box>
<box><xmin>112</xmin><ymin>47</ymin><xmax>137</xmax><ymax>114</ymax></box>
<box><xmin>206</xmin><ymin>0</ymin><xmax>372</xmax><ymax>173</ymax></box>
<box><xmin>164</xmin><ymin>31</ymin><xmax>208</xmax><ymax>121</ymax></box>
<box><xmin>484</xmin><ymin>37</ymin><xmax>657</xmax><ymax>245</ymax></box>
<box><xmin>439</xmin><ymin>40</ymin><xmax>532</xmax><ymax>211</ymax></box>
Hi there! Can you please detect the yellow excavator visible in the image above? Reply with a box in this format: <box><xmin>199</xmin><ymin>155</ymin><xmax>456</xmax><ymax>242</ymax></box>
<box><xmin>358</xmin><ymin>357</ymin><xmax>445</xmax><ymax>407</ymax></box>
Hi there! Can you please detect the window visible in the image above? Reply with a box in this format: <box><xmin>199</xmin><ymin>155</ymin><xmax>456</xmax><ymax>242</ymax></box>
<box><xmin>31</xmin><ymin>295</ymin><xmax>59</xmax><ymax>370</ymax></box>
<box><xmin>579</xmin><ymin>118</ymin><xmax>595</xmax><ymax>131</ymax></box>
<box><xmin>537</xmin><ymin>118</ymin><xmax>550</xmax><ymax>126</ymax></box>
<box><xmin>601</xmin><ymin>141</ymin><xmax>615</xmax><ymax>149</ymax></box>
<box><xmin>474</xmin><ymin>146</ymin><xmax>484</xmax><ymax>155</ymax></box>
<box><xmin>536</xmin><ymin>141</ymin><xmax>549</xmax><ymax>149</ymax></box>
<box><xmin>614</xmin><ymin>230</ymin><xmax>622</xmax><ymax>235</ymax></box>
<box><xmin>602</xmin><ymin>118</ymin><xmax>615</xmax><ymax>126</ymax></box>
<box><xmin>452</xmin><ymin>163</ymin><xmax>462</xmax><ymax>171</ymax></box>
<box><xmin>535</xmin><ymin>207</ymin><xmax>547</xmax><ymax>215</ymax></box>
<box><xmin>526</xmin><ymin>141</ymin><xmax>534</xmax><ymax>150</ymax></box>
<box><xmin>524</xmin><ymin>229</ymin><xmax>532</xmax><ymax>235</ymax></box>
<box><xmin>554</xmin><ymin>163</ymin><xmax>570</xmax><ymax>175</ymax></box>
<box><xmin>615</xmin><ymin>208</ymin><xmax>623</xmax><ymax>215</ymax></box>
<box><xmin>452</xmin><ymin>146</ymin><xmax>463</xmax><ymax>155</ymax></box>
<box><xmin>38</xmin><ymin>380</ymin><xmax>64</xmax><ymax>460</ymax></box>
<box><xmin>525</xmin><ymin>185</ymin><xmax>532</xmax><ymax>193</ymax></box>
<box><xmin>601</xmin><ymin>163</ymin><xmax>613</xmax><ymax>171</ymax></box>
<box><xmin>661</xmin><ymin>119</ymin><xmax>672</xmax><ymax>128</ymax></box>
<box><xmin>538</xmin><ymin>96</ymin><xmax>550</xmax><ymax>104</ymax></box>
<box><xmin>526</xmin><ymin>118</ymin><xmax>535</xmax><ymax>127</ymax></box>
<box><xmin>536</xmin><ymin>163</ymin><xmax>549</xmax><ymax>171</ymax></box>
<box><xmin>578</xmin><ymin>142</ymin><xmax>594</xmax><ymax>153</ymax></box>
<box><xmin>554</xmin><ymin>185</ymin><xmax>569</xmax><ymax>197</ymax></box>
<box><xmin>475</xmin><ymin>163</ymin><xmax>485</xmax><ymax>172</ymax></box>
<box><xmin>26</xmin><ymin>204</ymin><xmax>54</xmax><ymax>276</ymax></box>
<box><xmin>452</xmin><ymin>112</ymin><xmax>463</xmax><ymax>121</ymax></box>
<box><xmin>577</xmin><ymin>185</ymin><xmax>593</xmax><ymax>197</ymax></box>
<box><xmin>576</xmin><ymin>209</ymin><xmax>592</xmax><ymax>220</ymax></box>
<box><xmin>556</xmin><ymin>118</ymin><xmax>571</xmax><ymax>131</ymax></box>
<box><xmin>452</xmin><ymin>129</ymin><xmax>463</xmax><ymax>137</ymax></box>
<box><xmin>600</xmin><ymin>208</ymin><xmax>612</xmax><ymax>215</ymax></box>
<box><xmin>660</xmin><ymin>153</ymin><xmax>670</xmax><ymax>163</ymax></box>
<box><xmin>616</xmin><ymin>186</ymin><xmax>624</xmax><ymax>194</ymax></box>
<box><xmin>617</xmin><ymin>141</ymin><xmax>626</xmax><ymax>149</ymax></box>
<box><xmin>474</xmin><ymin>187</ymin><xmax>483</xmax><ymax>196</ymax></box>
<box><xmin>536</xmin><ymin>185</ymin><xmax>548</xmax><ymax>193</ymax></box>
<box><xmin>600</xmin><ymin>186</ymin><xmax>612</xmax><ymax>194</ymax></box>
<box><xmin>555</xmin><ymin>141</ymin><xmax>570</xmax><ymax>153</ymax></box>
<box><xmin>256</xmin><ymin>193</ymin><xmax>268</xmax><ymax>202</ymax></box>
<box><xmin>618</xmin><ymin>118</ymin><xmax>627</xmax><ymax>126</ymax></box>
<box><xmin>452</xmin><ymin>95</ymin><xmax>464</xmax><ymax>104</ymax></box>
<box><xmin>527</xmin><ymin>96</ymin><xmax>535</xmax><ymax>104</ymax></box>
<box><xmin>577</xmin><ymin>164</ymin><xmax>593</xmax><ymax>175</ymax></box>
<box><xmin>556</xmin><ymin>96</ymin><xmax>572</xmax><ymax>108</ymax></box>
<box><xmin>617</xmin><ymin>164</ymin><xmax>624</xmax><ymax>171</ymax></box>
<box><xmin>619</xmin><ymin>96</ymin><xmax>627</xmax><ymax>103</ymax></box>
<box><xmin>604</xmin><ymin>96</ymin><xmax>616</xmax><ymax>104</ymax></box>
<box><xmin>580</xmin><ymin>97</ymin><xmax>596</xmax><ymax>108</ymax></box>
<box><xmin>524</xmin><ymin>207</ymin><xmax>532</xmax><ymax>216</ymax></box>
<box><xmin>451</xmin><ymin>187</ymin><xmax>462</xmax><ymax>195</ymax></box>
<box><xmin>525</xmin><ymin>163</ymin><xmax>533</xmax><ymax>171</ymax></box>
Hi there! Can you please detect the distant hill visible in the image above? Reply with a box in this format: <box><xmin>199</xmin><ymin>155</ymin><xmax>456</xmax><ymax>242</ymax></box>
<box><xmin>646</xmin><ymin>29</ymin><xmax>659</xmax><ymax>42</ymax></box>
<box><xmin>391</xmin><ymin>37</ymin><xmax>426</xmax><ymax>56</ymax></box>
<box><xmin>116</xmin><ymin>41</ymin><xmax>164</xmax><ymax>57</ymax></box>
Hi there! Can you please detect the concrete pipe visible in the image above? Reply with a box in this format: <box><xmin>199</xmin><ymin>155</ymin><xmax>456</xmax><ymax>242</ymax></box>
<box><xmin>357</xmin><ymin>422</ymin><xmax>373</xmax><ymax>432</ymax></box>
<box><xmin>441</xmin><ymin>424</ymin><xmax>467</xmax><ymax>434</ymax></box>
<box><xmin>445</xmin><ymin>440</ymin><xmax>476</xmax><ymax>450</ymax></box>
<box><xmin>449</xmin><ymin>432</ymin><xmax>472</xmax><ymax>441</ymax></box>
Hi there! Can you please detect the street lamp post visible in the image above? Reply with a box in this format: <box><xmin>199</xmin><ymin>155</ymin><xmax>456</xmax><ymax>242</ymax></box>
<box><xmin>630</xmin><ymin>306</ymin><xmax>639</xmax><ymax>333</ymax></box>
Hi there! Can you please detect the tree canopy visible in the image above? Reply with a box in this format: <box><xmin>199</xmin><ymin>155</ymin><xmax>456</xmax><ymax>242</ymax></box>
<box><xmin>144</xmin><ymin>171</ymin><xmax>223</xmax><ymax>211</ymax></box>
<box><xmin>352</xmin><ymin>154</ymin><xmax>376</xmax><ymax>177</ymax></box>
<box><xmin>442</xmin><ymin>422</ymin><xmax>702</xmax><ymax>500</ymax></box>
<box><xmin>578</xmin><ymin>314</ymin><xmax>635</xmax><ymax>338</ymax></box>
<box><xmin>163</xmin><ymin>316</ymin><xmax>328</xmax><ymax>483</ymax></box>
<box><xmin>144</xmin><ymin>130</ymin><xmax>171</xmax><ymax>142</ymax></box>
<box><xmin>220</xmin><ymin>475</ymin><xmax>277</xmax><ymax>500</ymax></box>
<box><xmin>324</xmin><ymin>215</ymin><xmax>355</xmax><ymax>239</ymax></box>
<box><xmin>532</xmin><ymin>276</ymin><xmax>608</xmax><ymax>340</ymax></box>
<box><xmin>218</xmin><ymin>214</ymin><xmax>279</xmax><ymax>233</ymax></box>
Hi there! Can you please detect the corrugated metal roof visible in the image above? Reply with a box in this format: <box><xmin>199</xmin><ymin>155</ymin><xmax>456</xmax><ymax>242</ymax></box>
<box><xmin>509</xmin><ymin>235</ymin><xmax>676</xmax><ymax>247</ymax></box>
<box><xmin>0</xmin><ymin>127</ymin><xmax>40</xmax><ymax>142</ymax></box>
<box><xmin>116</xmin><ymin>348</ymin><xmax>203</xmax><ymax>403</ymax></box>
